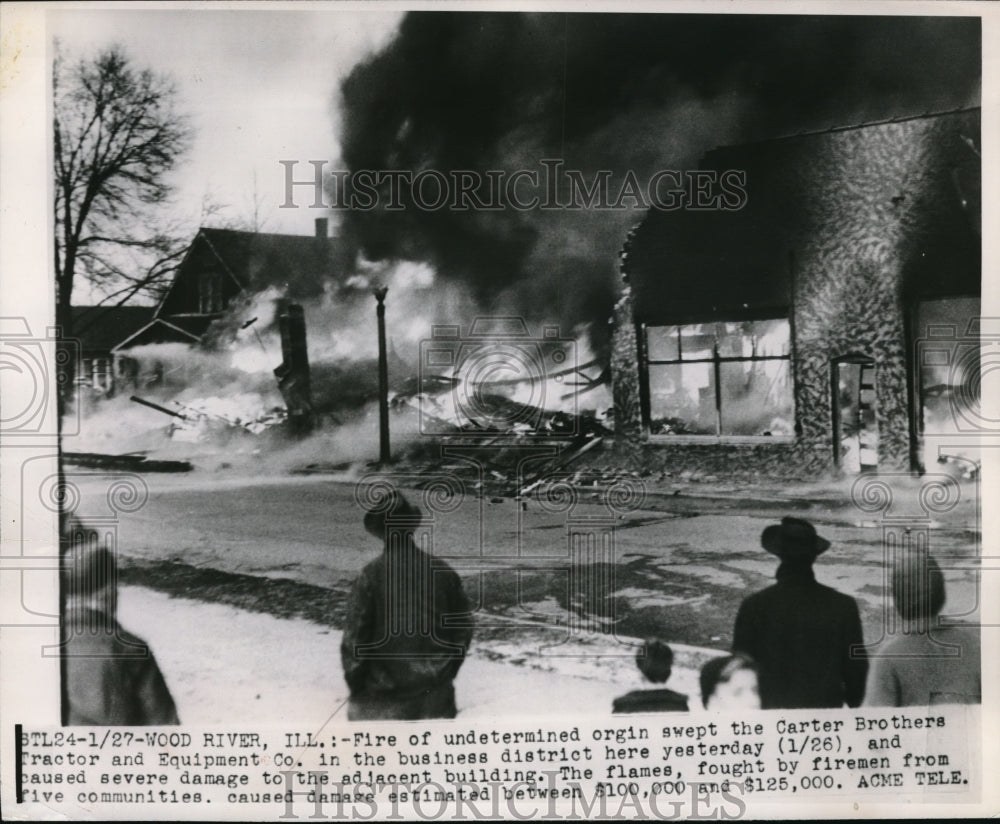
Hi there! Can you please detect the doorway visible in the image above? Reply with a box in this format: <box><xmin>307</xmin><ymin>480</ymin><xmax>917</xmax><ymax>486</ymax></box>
<box><xmin>832</xmin><ymin>356</ymin><xmax>877</xmax><ymax>473</ymax></box>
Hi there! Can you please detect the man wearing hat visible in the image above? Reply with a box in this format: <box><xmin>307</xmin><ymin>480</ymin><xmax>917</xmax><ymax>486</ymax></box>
<box><xmin>732</xmin><ymin>516</ymin><xmax>867</xmax><ymax>709</ymax></box>
<box><xmin>341</xmin><ymin>493</ymin><xmax>473</xmax><ymax>720</ymax></box>
<box><xmin>62</xmin><ymin>520</ymin><xmax>180</xmax><ymax>725</ymax></box>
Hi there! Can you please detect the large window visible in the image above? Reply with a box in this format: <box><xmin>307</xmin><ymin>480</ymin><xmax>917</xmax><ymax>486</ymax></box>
<box><xmin>645</xmin><ymin>319</ymin><xmax>794</xmax><ymax>437</ymax></box>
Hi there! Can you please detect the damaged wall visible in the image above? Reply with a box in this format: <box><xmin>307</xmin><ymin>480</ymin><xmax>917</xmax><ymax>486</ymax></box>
<box><xmin>609</xmin><ymin>286</ymin><xmax>643</xmax><ymax>451</ymax></box>
<box><xmin>613</xmin><ymin>108</ymin><xmax>981</xmax><ymax>479</ymax></box>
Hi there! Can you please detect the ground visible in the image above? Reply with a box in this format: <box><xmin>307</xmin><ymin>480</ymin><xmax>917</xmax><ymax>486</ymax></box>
<box><xmin>71</xmin><ymin>464</ymin><xmax>982</xmax><ymax>723</ymax></box>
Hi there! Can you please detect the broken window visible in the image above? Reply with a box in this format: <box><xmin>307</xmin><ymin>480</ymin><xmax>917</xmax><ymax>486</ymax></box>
<box><xmin>645</xmin><ymin>319</ymin><xmax>794</xmax><ymax>437</ymax></box>
<box><xmin>76</xmin><ymin>357</ymin><xmax>114</xmax><ymax>391</ymax></box>
<box><xmin>75</xmin><ymin>358</ymin><xmax>93</xmax><ymax>387</ymax></box>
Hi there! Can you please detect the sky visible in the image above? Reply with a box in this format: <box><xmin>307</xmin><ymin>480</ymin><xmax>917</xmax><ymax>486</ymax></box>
<box><xmin>333</xmin><ymin>11</ymin><xmax>981</xmax><ymax>355</ymax></box>
<box><xmin>49</xmin><ymin>6</ymin><xmax>404</xmax><ymax>239</ymax></box>
<box><xmin>48</xmin><ymin>5</ymin><xmax>983</xmax><ymax>330</ymax></box>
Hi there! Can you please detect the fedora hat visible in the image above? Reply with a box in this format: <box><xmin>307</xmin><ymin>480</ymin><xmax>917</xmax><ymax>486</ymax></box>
<box><xmin>761</xmin><ymin>516</ymin><xmax>830</xmax><ymax>560</ymax></box>
<box><xmin>363</xmin><ymin>492</ymin><xmax>423</xmax><ymax>540</ymax></box>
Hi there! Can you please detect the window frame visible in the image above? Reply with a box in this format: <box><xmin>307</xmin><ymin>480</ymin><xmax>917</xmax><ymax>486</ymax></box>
<box><xmin>642</xmin><ymin>317</ymin><xmax>796</xmax><ymax>443</ymax></box>
<box><xmin>198</xmin><ymin>270</ymin><xmax>224</xmax><ymax>314</ymax></box>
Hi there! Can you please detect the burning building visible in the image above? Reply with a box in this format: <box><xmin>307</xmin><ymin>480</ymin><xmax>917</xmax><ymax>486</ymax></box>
<box><xmin>115</xmin><ymin>219</ymin><xmax>349</xmax><ymax>355</ymax></box>
<box><xmin>85</xmin><ymin>220</ymin><xmax>352</xmax><ymax>442</ymax></box>
<box><xmin>611</xmin><ymin>107</ymin><xmax>981</xmax><ymax>478</ymax></box>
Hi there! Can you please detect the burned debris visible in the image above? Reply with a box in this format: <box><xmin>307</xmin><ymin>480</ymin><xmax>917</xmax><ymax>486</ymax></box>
<box><xmin>128</xmin><ymin>394</ymin><xmax>287</xmax><ymax>438</ymax></box>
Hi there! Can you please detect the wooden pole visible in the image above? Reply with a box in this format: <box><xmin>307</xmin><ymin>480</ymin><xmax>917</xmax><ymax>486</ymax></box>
<box><xmin>374</xmin><ymin>286</ymin><xmax>390</xmax><ymax>464</ymax></box>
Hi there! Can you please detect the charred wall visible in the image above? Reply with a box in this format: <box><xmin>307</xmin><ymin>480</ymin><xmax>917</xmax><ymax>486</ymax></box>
<box><xmin>612</xmin><ymin>108</ymin><xmax>981</xmax><ymax>479</ymax></box>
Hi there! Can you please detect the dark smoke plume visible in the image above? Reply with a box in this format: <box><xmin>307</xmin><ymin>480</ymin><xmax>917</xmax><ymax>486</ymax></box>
<box><xmin>338</xmin><ymin>13</ymin><xmax>980</xmax><ymax>359</ymax></box>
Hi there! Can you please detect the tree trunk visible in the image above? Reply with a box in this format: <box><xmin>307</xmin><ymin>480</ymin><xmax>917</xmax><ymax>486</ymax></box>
<box><xmin>55</xmin><ymin>271</ymin><xmax>74</xmax><ymax>413</ymax></box>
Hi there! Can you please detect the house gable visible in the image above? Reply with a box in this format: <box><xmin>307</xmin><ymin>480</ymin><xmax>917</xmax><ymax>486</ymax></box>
<box><xmin>156</xmin><ymin>230</ymin><xmax>246</xmax><ymax>318</ymax></box>
<box><xmin>142</xmin><ymin>226</ymin><xmax>352</xmax><ymax>348</ymax></box>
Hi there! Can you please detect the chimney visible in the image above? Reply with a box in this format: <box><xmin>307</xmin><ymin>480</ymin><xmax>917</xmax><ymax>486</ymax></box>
<box><xmin>273</xmin><ymin>301</ymin><xmax>314</xmax><ymax>436</ymax></box>
<box><xmin>314</xmin><ymin>217</ymin><xmax>329</xmax><ymax>239</ymax></box>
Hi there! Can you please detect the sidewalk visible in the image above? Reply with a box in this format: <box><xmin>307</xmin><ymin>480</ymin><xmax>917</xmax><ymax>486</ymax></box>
<box><xmin>117</xmin><ymin>585</ymin><xmax>716</xmax><ymax>725</ymax></box>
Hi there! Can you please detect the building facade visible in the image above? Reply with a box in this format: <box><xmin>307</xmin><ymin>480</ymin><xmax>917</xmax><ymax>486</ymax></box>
<box><xmin>612</xmin><ymin>108</ymin><xmax>981</xmax><ymax>478</ymax></box>
<box><xmin>70</xmin><ymin>305</ymin><xmax>154</xmax><ymax>393</ymax></box>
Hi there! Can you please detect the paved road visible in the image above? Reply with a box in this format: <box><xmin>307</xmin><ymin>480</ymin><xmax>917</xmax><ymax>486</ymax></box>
<box><xmin>71</xmin><ymin>470</ymin><xmax>982</xmax><ymax>655</ymax></box>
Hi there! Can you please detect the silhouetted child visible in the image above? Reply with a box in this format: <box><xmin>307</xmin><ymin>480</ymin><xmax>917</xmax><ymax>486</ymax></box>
<box><xmin>699</xmin><ymin>653</ymin><xmax>760</xmax><ymax>711</ymax></box>
<box><xmin>612</xmin><ymin>639</ymin><xmax>689</xmax><ymax>714</ymax></box>
<box><xmin>866</xmin><ymin>553</ymin><xmax>981</xmax><ymax>706</ymax></box>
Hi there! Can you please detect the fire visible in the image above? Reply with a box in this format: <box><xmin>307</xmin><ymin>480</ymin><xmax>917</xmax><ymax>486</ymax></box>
<box><xmin>76</xmin><ymin>255</ymin><xmax>610</xmax><ymax>465</ymax></box>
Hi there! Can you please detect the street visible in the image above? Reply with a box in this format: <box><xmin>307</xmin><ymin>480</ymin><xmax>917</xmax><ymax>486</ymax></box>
<box><xmin>71</xmin><ymin>469</ymin><xmax>982</xmax><ymax>680</ymax></box>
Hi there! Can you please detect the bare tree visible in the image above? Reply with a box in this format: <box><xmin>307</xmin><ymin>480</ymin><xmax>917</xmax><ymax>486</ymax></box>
<box><xmin>197</xmin><ymin>172</ymin><xmax>272</xmax><ymax>234</ymax></box>
<box><xmin>53</xmin><ymin>43</ymin><xmax>192</xmax><ymax>335</ymax></box>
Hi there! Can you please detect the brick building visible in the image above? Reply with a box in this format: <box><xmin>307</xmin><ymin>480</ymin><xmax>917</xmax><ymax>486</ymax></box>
<box><xmin>611</xmin><ymin>108</ymin><xmax>981</xmax><ymax>478</ymax></box>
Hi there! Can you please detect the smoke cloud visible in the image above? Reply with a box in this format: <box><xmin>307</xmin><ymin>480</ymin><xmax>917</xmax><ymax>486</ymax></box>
<box><xmin>73</xmin><ymin>14</ymin><xmax>980</xmax><ymax>470</ymax></box>
<box><xmin>337</xmin><ymin>12</ymin><xmax>981</xmax><ymax>358</ymax></box>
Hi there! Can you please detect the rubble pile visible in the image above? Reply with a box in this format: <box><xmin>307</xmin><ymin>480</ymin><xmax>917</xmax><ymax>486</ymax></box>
<box><xmin>163</xmin><ymin>395</ymin><xmax>288</xmax><ymax>440</ymax></box>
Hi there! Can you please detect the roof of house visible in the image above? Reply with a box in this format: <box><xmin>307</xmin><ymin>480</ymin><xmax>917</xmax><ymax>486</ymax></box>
<box><xmin>176</xmin><ymin>227</ymin><xmax>348</xmax><ymax>298</ymax></box>
<box><xmin>70</xmin><ymin>305</ymin><xmax>155</xmax><ymax>353</ymax></box>
<box><xmin>113</xmin><ymin>316</ymin><xmax>217</xmax><ymax>351</ymax></box>
<box><xmin>205</xmin><ymin>227</ymin><xmax>347</xmax><ymax>287</ymax></box>
<box><xmin>153</xmin><ymin>226</ymin><xmax>352</xmax><ymax>322</ymax></box>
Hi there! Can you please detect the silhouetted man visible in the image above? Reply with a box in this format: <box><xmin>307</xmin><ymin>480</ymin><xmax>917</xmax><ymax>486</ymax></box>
<box><xmin>341</xmin><ymin>493</ymin><xmax>473</xmax><ymax>720</ymax></box>
<box><xmin>732</xmin><ymin>517</ymin><xmax>867</xmax><ymax>709</ymax></box>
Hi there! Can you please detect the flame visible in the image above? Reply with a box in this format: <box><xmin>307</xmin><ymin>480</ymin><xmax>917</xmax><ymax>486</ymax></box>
<box><xmin>76</xmin><ymin>256</ymin><xmax>609</xmax><ymax>466</ymax></box>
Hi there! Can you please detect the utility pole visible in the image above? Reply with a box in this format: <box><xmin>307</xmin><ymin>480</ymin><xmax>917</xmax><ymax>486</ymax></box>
<box><xmin>373</xmin><ymin>286</ymin><xmax>390</xmax><ymax>464</ymax></box>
